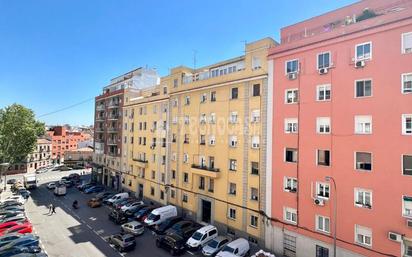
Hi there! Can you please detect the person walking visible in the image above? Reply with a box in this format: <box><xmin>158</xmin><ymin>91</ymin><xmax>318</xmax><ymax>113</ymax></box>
<box><xmin>48</xmin><ymin>204</ymin><xmax>52</xmax><ymax>214</ymax></box>
<box><xmin>51</xmin><ymin>204</ymin><xmax>56</xmax><ymax>215</ymax></box>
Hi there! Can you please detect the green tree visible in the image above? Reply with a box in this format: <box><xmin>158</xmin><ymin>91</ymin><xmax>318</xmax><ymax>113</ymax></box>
<box><xmin>0</xmin><ymin>104</ymin><xmax>45</xmax><ymax>165</ymax></box>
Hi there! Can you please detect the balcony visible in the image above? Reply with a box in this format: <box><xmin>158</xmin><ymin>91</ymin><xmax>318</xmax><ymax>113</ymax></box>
<box><xmin>108</xmin><ymin>114</ymin><xmax>120</xmax><ymax>120</ymax></box>
<box><xmin>107</xmin><ymin>139</ymin><xmax>118</xmax><ymax>145</ymax></box>
<box><xmin>95</xmin><ymin>138</ymin><xmax>105</xmax><ymax>143</ymax></box>
<box><xmin>95</xmin><ymin>128</ymin><xmax>104</xmax><ymax>133</ymax></box>
<box><xmin>108</xmin><ymin>101</ymin><xmax>120</xmax><ymax>108</ymax></box>
<box><xmin>96</xmin><ymin>105</ymin><xmax>105</xmax><ymax>111</ymax></box>
<box><xmin>95</xmin><ymin>117</ymin><xmax>105</xmax><ymax>122</ymax></box>
<box><xmin>107</xmin><ymin>127</ymin><xmax>118</xmax><ymax>133</ymax></box>
<box><xmin>133</xmin><ymin>157</ymin><xmax>148</xmax><ymax>168</ymax></box>
<box><xmin>190</xmin><ymin>164</ymin><xmax>220</xmax><ymax>178</ymax></box>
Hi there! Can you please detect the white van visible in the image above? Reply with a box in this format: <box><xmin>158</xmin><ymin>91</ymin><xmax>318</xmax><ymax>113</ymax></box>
<box><xmin>54</xmin><ymin>184</ymin><xmax>66</xmax><ymax>196</ymax></box>
<box><xmin>216</xmin><ymin>238</ymin><xmax>250</xmax><ymax>257</ymax></box>
<box><xmin>144</xmin><ymin>205</ymin><xmax>177</xmax><ymax>226</ymax></box>
<box><xmin>186</xmin><ymin>225</ymin><xmax>218</xmax><ymax>251</ymax></box>
<box><xmin>106</xmin><ymin>192</ymin><xmax>129</xmax><ymax>205</ymax></box>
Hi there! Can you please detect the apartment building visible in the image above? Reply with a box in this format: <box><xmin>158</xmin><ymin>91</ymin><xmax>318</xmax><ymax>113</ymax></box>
<box><xmin>92</xmin><ymin>68</ymin><xmax>159</xmax><ymax>191</ymax></box>
<box><xmin>265</xmin><ymin>1</ymin><xmax>412</xmax><ymax>257</ymax></box>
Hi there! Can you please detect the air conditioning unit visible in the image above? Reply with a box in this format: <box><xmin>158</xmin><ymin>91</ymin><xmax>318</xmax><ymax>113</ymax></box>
<box><xmin>407</xmin><ymin>220</ymin><xmax>412</xmax><ymax>228</ymax></box>
<box><xmin>318</xmin><ymin>68</ymin><xmax>329</xmax><ymax>75</ymax></box>
<box><xmin>314</xmin><ymin>198</ymin><xmax>325</xmax><ymax>206</ymax></box>
<box><xmin>388</xmin><ymin>232</ymin><xmax>402</xmax><ymax>242</ymax></box>
<box><xmin>288</xmin><ymin>72</ymin><xmax>297</xmax><ymax>80</ymax></box>
<box><xmin>355</xmin><ymin>60</ymin><xmax>365</xmax><ymax>68</ymax></box>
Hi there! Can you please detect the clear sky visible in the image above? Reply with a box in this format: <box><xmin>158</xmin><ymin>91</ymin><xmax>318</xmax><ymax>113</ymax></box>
<box><xmin>0</xmin><ymin>0</ymin><xmax>357</xmax><ymax>126</ymax></box>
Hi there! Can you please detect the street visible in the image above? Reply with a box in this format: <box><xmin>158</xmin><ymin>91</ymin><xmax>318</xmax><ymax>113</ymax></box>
<box><xmin>6</xmin><ymin>170</ymin><xmax>198</xmax><ymax>257</ymax></box>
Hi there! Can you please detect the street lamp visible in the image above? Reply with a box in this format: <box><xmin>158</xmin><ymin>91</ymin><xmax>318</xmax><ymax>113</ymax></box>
<box><xmin>0</xmin><ymin>163</ymin><xmax>10</xmax><ymax>191</ymax></box>
<box><xmin>325</xmin><ymin>176</ymin><xmax>337</xmax><ymax>257</ymax></box>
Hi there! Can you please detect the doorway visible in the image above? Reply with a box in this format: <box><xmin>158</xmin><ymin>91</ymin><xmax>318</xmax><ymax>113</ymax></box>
<box><xmin>138</xmin><ymin>184</ymin><xmax>144</xmax><ymax>199</ymax></box>
<box><xmin>201</xmin><ymin>200</ymin><xmax>211</xmax><ymax>223</ymax></box>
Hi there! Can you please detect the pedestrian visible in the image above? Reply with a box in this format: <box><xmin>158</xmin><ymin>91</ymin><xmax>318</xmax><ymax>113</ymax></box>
<box><xmin>51</xmin><ymin>204</ymin><xmax>56</xmax><ymax>215</ymax></box>
<box><xmin>48</xmin><ymin>204</ymin><xmax>52</xmax><ymax>214</ymax></box>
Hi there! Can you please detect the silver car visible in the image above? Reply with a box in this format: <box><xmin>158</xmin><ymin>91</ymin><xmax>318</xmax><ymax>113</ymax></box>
<box><xmin>202</xmin><ymin>236</ymin><xmax>230</xmax><ymax>256</ymax></box>
<box><xmin>121</xmin><ymin>221</ymin><xmax>144</xmax><ymax>236</ymax></box>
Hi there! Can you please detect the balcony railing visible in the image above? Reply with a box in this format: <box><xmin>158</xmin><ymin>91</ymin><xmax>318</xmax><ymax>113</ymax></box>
<box><xmin>133</xmin><ymin>158</ymin><xmax>148</xmax><ymax>163</ymax></box>
<box><xmin>108</xmin><ymin>101</ymin><xmax>120</xmax><ymax>108</ymax></box>
<box><xmin>107</xmin><ymin>127</ymin><xmax>118</xmax><ymax>133</ymax></box>
<box><xmin>107</xmin><ymin>139</ymin><xmax>118</xmax><ymax>145</ymax></box>
<box><xmin>95</xmin><ymin>116</ymin><xmax>105</xmax><ymax>121</ymax></box>
<box><xmin>191</xmin><ymin>164</ymin><xmax>220</xmax><ymax>173</ymax></box>
<box><xmin>96</xmin><ymin>105</ymin><xmax>105</xmax><ymax>111</ymax></box>
<box><xmin>108</xmin><ymin>114</ymin><xmax>120</xmax><ymax>120</ymax></box>
<box><xmin>95</xmin><ymin>128</ymin><xmax>104</xmax><ymax>133</ymax></box>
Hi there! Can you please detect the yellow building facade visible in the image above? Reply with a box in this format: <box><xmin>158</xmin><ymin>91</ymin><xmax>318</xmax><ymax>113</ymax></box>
<box><xmin>122</xmin><ymin>38</ymin><xmax>276</xmax><ymax>245</ymax></box>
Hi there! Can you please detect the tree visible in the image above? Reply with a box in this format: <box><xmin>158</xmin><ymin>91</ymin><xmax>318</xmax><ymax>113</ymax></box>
<box><xmin>0</xmin><ymin>104</ymin><xmax>45</xmax><ymax>165</ymax></box>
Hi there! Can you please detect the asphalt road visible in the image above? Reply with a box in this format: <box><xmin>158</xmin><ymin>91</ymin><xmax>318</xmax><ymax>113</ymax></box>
<box><xmin>17</xmin><ymin>170</ymin><xmax>198</xmax><ymax>257</ymax></box>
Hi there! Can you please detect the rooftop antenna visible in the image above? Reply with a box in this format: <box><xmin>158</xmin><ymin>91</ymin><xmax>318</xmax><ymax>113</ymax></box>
<box><xmin>193</xmin><ymin>49</ymin><xmax>197</xmax><ymax>70</ymax></box>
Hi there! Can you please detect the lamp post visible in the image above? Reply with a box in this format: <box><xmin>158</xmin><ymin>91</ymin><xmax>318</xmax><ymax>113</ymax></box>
<box><xmin>0</xmin><ymin>163</ymin><xmax>10</xmax><ymax>191</ymax></box>
<box><xmin>325</xmin><ymin>176</ymin><xmax>337</xmax><ymax>257</ymax></box>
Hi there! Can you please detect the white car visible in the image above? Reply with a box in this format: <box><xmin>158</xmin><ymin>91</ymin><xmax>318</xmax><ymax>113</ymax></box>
<box><xmin>47</xmin><ymin>182</ymin><xmax>56</xmax><ymax>190</ymax></box>
<box><xmin>120</xmin><ymin>201</ymin><xmax>144</xmax><ymax>212</ymax></box>
<box><xmin>3</xmin><ymin>196</ymin><xmax>25</xmax><ymax>205</ymax></box>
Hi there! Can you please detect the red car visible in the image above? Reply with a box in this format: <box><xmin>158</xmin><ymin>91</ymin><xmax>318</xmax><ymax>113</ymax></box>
<box><xmin>0</xmin><ymin>223</ymin><xmax>32</xmax><ymax>236</ymax></box>
<box><xmin>0</xmin><ymin>221</ymin><xmax>28</xmax><ymax>232</ymax></box>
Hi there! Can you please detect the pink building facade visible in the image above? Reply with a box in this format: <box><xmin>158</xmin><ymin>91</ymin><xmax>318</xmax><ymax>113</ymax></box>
<box><xmin>265</xmin><ymin>1</ymin><xmax>412</xmax><ymax>257</ymax></box>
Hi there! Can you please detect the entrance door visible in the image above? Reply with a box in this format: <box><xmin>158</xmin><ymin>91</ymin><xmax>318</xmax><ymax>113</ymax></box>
<box><xmin>138</xmin><ymin>184</ymin><xmax>144</xmax><ymax>199</ymax></box>
<box><xmin>34</xmin><ymin>163</ymin><xmax>37</xmax><ymax>170</ymax></box>
<box><xmin>201</xmin><ymin>200</ymin><xmax>211</xmax><ymax>223</ymax></box>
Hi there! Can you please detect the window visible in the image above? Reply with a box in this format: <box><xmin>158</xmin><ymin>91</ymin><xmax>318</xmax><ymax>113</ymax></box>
<box><xmin>355</xmin><ymin>225</ymin><xmax>372</xmax><ymax>247</ymax></box>
<box><xmin>286</xmin><ymin>59</ymin><xmax>299</xmax><ymax>74</ymax></box>
<box><xmin>250</xmin><ymin>187</ymin><xmax>258</xmax><ymax>201</ymax></box>
<box><xmin>402</xmin><ymin>73</ymin><xmax>412</xmax><ymax>94</ymax></box>
<box><xmin>231</xmin><ymin>88</ymin><xmax>238</xmax><ymax>99</ymax></box>
<box><xmin>229</xmin><ymin>135</ymin><xmax>237</xmax><ymax>147</ymax></box>
<box><xmin>182</xmin><ymin>193</ymin><xmax>188</xmax><ymax>203</ymax></box>
<box><xmin>183</xmin><ymin>172</ymin><xmax>189</xmax><ymax>183</ymax></box>
<box><xmin>355</xmin><ymin>80</ymin><xmax>372</xmax><ymax>97</ymax></box>
<box><xmin>284</xmin><ymin>118</ymin><xmax>298</xmax><ymax>133</ymax></box>
<box><xmin>150</xmin><ymin>187</ymin><xmax>155</xmax><ymax>196</ymax></box>
<box><xmin>355</xmin><ymin>115</ymin><xmax>372</xmax><ymax>134</ymax></box>
<box><xmin>171</xmin><ymin>189</ymin><xmax>175</xmax><ymax>198</ymax></box>
<box><xmin>285</xmin><ymin>148</ymin><xmax>298</xmax><ymax>163</ymax></box>
<box><xmin>355</xmin><ymin>42</ymin><xmax>372</xmax><ymax>60</ymax></box>
<box><xmin>317</xmin><ymin>52</ymin><xmax>330</xmax><ymax>69</ymax></box>
<box><xmin>251</xmin><ymin>162</ymin><xmax>259</xmax><ymax>175</ymax></box>
<box><xmin>184</xmin><ymin>115</ymin><xmax>190</xmax><ymax>125</ymax></box>
<box><xmin>209</xmin><ymin>113</ymin><xmax>216</xmax><ymax>123</ymax></box>
<box><xmin>228</xmin><ymin>208</ymin><xmax>236</xmax><ymax>220</ymax></box>
<box><xmin>403</xmin><ymin>155</ymin><xmax>412</xmax><ymax>176</ymax></box>
<box><xmin>171</xmin><ymin>170</ymin><xmax>176</xmax><ymax>179</ymax></box>
<box><xmin>183</xmin><ymin>153</ymin><xmax>189</xmax><ymax>163</ymax></box>
<box><xmin>229</xmin><ymin>159</ymin><xmax>237</xmax><ymax>171</ymax></box>
<box><xmin>402</xmin><ymin>32</ymin><xmax>412</xmax><ymax>54</ymax></box>
<box><xmin>210</xmin><ymin>91</ymin><xmax>216</xmax><ymax>102</ymax></box>
<box><xmin>316</xmin><ymin>245</ymin><xmax>329</xmax><ymax>257</ymax></box>
<box><xmin>252</xmin><ymin>84</ymin><xmax>260</xmax><ymax>96</ymax></box>
<box><xmin>163</xmin><ymin>87</ymin><xmax>167</xmax><ymax>94</ymax></box>
<box><xmin>403</xmin><ymin>196</ymin><xmax>412</xmax><ymax>217</ymax></box>
<box><xmin>172</xmin><ymin>98</ymin><xmax>178</xmax><ymax>107</ymax></box>
<box><xmin>184</xmin><ymin>134</ymin><xmax>189</xmax><ymax>144</ymax></box>
<box><xmin>404</xmin><ymin>241</ymin><xmax>412</xmax><ymax>257</ymax></box>
<box><xmin>316</xmin><ymin>182</ymin><xmax>330</xmax><ymax>199</ymax></box>
<box><xmin>251</xmin><ymin>110</ymin><xmax>260</xmax><ymax>123</ymax></box>
<box><xmin>172</xmin><ymin>133</ymin><xmax>176</xmax><ymax>143</ymax></box>
<box><xmin>199</xmin><ymin>176</ymin><xmax>205</xmax><ymax>190</ymax></box>
<box><xmin>316</xmin><ymin>215</ymin><xmax>330</xmax><ymax>233</ymax></box>
<box><xmin>285</xmin><ymin>89</ymin><xmax>299</xmax><ymax>103</ymax></box>
<box><xmin>252</xmin><ymin>56</ymin><xmax>261</xmax><ymax>69</ymax></box>
<box><xmin>184</xmin><ymin>96</ymin><xmax>190</xmax><ymax>105</ymax></box>
<box><xmin>250</xmin><ymin>215</ymin><xmax>258</xmax><ymax>228</ymax></box>
<box><xmin>403</xmin><ymin>114</ymin><xmax>412</xmax><ymax>135</ymax></box>
<box><xmin>208</xmin><ymin>178</ymin><xmax>214</xmax><ymax>192</ymax></box>
<box><xmin>355</xmin><ymin>152</ymin><xmax>372</xmax><ymax>171</ymax></box>
<box><xmin>200</xmin><ymin>135</ymin><xmax>206</xmax><ymax>145</ymax></box>
<box><xmin>284</xmin><ymin>207</ymin><xmax>297</xmax><ymax>224</ymax></box>
<box><xmin>200</xmin><ymin>93</ymin><xmax>207</xmax><ymax>103</ymax></box>
<box><xmin>317</xmin><ymin>150</ymin><xmax>330</xmax><ymax>166</ymax></box>
<box><xmin>317</xmin><ymin>117</ymin><xmax>330</xmax><ymax>134</ymax></box>
<box><xmin>229</xmin><ymin>183</ymin><xmax>236</xmax><ymax>195</ymax></box>
<box><xmin>355</xmin><ymin>188</ymin><xmax>372</xmax><ymax>208</ymax></box>
<box><xmin>251</xmin><ymin>136</ymin><xmax>260</xmax><ymax>149</ymax></box>
<box><xmin>160</xmin><ymin>190</ymin><xmax>165</xmax><ymax>200</ymax></box>
<box><xmin>283</xmin><ymin>234</ymin><xmax>296</xmax><ymax>257</ymax></box>
<box><xmin>151</xmin><ymin>170</ymin><xmax>155</xmax><ymax>180</ymax></box>
<box><xmin>284</xmin><ymin>177</ymin><xmax>297</xmax><ymax>192</ymax></box>
<box><xmin>229</xmin><ymin>111</ymin><xmax>238</xmax><ymax>123</ymax></box>
<box><xmin>209</xmin><ymin>135</ymin><xmax>216</xmax><ymax>146</ymax></box>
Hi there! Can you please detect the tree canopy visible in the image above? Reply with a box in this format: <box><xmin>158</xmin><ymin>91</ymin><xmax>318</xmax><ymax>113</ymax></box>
<box><xmin>0</xmin><ymin>104</ymin><xmax>45</xmax><ymax>165</ymax></box>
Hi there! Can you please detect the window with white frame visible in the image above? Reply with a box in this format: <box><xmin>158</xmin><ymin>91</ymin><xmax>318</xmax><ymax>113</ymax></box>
<box><xmin>228</xmin><ymin>183</ymin><xmax>236</xmax><ymax>195</ymax></box>
<box><xmin>286</xmin><ymin>59</ymin><xmax>299</xmax><ymax>74</ymax></box>
<box><xmin>252</xmin><ymin>56</ymin><xmax>261</xmax><ymax>70</ymax></box>
<box><xmin>284</xmin><ymin>118</ymin><xmax>298</xmax><ymax>133</ymax></box>
<box><xmin>355</xmin><ymin>42</ymin><xmax>372</xmax><ymax>60</ymax></box>
<box><xmin>403</xmin><ymin>155</ymin><xmax>412</xmax><ymax>176</ymax></box>
<box><xmin>184</xmin><ymin>96</ymin><xmax>190</xmax><ymax>105</ymax></box>
<box><xmin>404</xmin><ymin>240</ymin><xmax>412</xmax><ymax>257</ymax></box>
<box><xmin>250</xmin><ymin>215</ymin><xmax>258</xmax><ymax>228</ymax></box>
<box><xmin>317</xmin><ymin>52</ymin><xmax>331</xmax><ymax>69</ymax></box>
<box><xmin>355</xmin><ymin>115</ymin><xmax>372</xmax><ymax>134</ymax></box>
<box><xmin>171</xmin><ymin>152</ymin><xmax>177</xmax><ymax>162</ymax></box>
<box><xmin>285</xmin><ymin>148</ymin><xmax>298</xmax><ymax>163</ymax></box>
<box><xmin>250</xmin><ymin>187</ymin><xmax>259</xmax><ymax>201</ymax></box>
<box><xmin>200</xmin><ymin>114</ymin><xmax>207</xmax><ymax>124</ymax></box>
<box><xmin>317</xmin><ymin>84</ymin><xmax>331</xmax><ymax>101</ymax></box>
<box><xmin>355</xmin><ymin>152</ymin><xmax>372</xmax><ymax>171</ymax></box>
<box><xmin>172</xmin><ymin>98</ymin><xmax>178</xmax><ymax>107</ymax></box>
<box><xmin>403</xmin><ymin>196</ymin><xmax>412</xmax><ymax>217</ymax></box>
<box><xmin>285</xmin><ymin>89</ymin><xmax>299</xmax><ymax>103</ymax></box>
<box><xmin>184</xmin><ymin>115</ymin><xmax>190</xmax><ymax>125</ymax></box>
<box><xmin>229</xmin><ymin>159</ymin><xmax>237</xmax><ymax>171</ymax></box>
<box><xmin>317</xmin><ymin>150</ymin><xmax>330</xmax><ymax>166</ymax></box>
<box><xmin>402</xmin><ymin>114</ymin><xmax>412</xmax><ymax>135</ymax></box>
<box><xmin>209</xmin><ymin>113</ymin><xmax>216</xmax><ymax>123</ymax></box>
<box><xmin>183</xmin><ymin>153</ymin><xmax>189</xmax><ymax>163</ymax></box>
<box><xmin>229</xmin><ymin>135</ymin><xmax>237</xmax><ymax>147</ymax></box>
<box><xmin>229</xmin><ymin>111</ymin><xmax>238</xmax><ymax>123</ymax></box>
<box><xmin>355</xmin><ymin>188</ymin><xmax>372</xmax><ymax>208</ymax></box>
<box><xmin>355</xmin><ymin>225</ymin><xmax>372</xmax><ymax>247</ymax></box>
<box><xmin>402</xmin><ymin>32</ymin><xmax>412</xmax><ymax>54</ymax></box>
<box><xmin>200</xmin><ymin>93</ymin><xmax>207</xmax><ymax>103</ymax></box>
<box><xmin>284</xmin><ymin>177</ymin><xmax>297</xmax><ymax>192</ymax></box>
<box><xmin>228</xmin><ymin>207</ymin><xmax>236</xmax><ymax>220</ymax></box>
<box><xmin>209</xmin><ymin>135</ymin><xmax>216</xmax><ymax>146</ymax></box>
<box><xmin>355</xmin><ymin>79</ymin><xmax>372</xmax><ymax>97</ymax></box>
<box><xmin>317</xmin><ymin>117</ymin><xmax>331</xmax><ymax>134</ymax></box>
<box><xmin>251</xmin><ymin>136</ymin><xmax>260</xmax><ymax>149</ymax></box>
<box><xmin>316</xmin><ymin>215</ymin><xmax>330</xmax><ymax>233</ymax></box>
<box><xmin>284</xmin><ymin>207</ymin><xmax>297</xmax><ymax>224</ymax></box>
<box><xmin>251</xmin><ymin>110</ymin><xmax>260</xmax><ymax>123</ymax></box>
<box><xmin>316</xmin><ymin>182</ymin><xmax>330</xmax><ymax>199</ymax></box>
<box><xmin>402</xmin><ymin>73</ymin><xmax>412</xmax><ymax>94</ymax></box>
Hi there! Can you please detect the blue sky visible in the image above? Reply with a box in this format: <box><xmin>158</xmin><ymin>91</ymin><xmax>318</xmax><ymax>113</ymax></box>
<box><xmin>0</xmin><ymin>0</ymin><xmax>357</xmax><ymax>126</ymax></box>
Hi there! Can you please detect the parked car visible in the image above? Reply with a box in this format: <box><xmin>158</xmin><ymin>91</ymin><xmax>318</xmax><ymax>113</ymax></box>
<box><xmin>68</xmin><ymin>173</ymin><xmax>80</xmax><ymax>181</ymax></box>
<box><xmin>87</xmin><ymin>198</ymin><xmax>102</xmax><ymax>208</ymax></box>
<box><xmin>121</xmin><ymin>221</ymin><xmax>144</xmax><ymax>236</ymax></box>
<box><xmin>52</xmin><ymin>165</ymin><xmax>72</xmax><ymax>171</ymax></box>
<box><xmin>202</xmin><ymin>236</ymin><xmax>230</xmax><ymax>257</ymax></box>
<box><xmin>113</xmin><ymin>198</ymin><xmax>134</xmax><ymax>210</ymax></box>
<box><xmin>0</xmin><ymin>211</ymin><xmax>24</xmax><ymax>218</ymax></box>
<box><xmin>2</xmin><ymin>196</ymin><xmax>25</xmax><ymax>205</ymax></box>
<box><xmin>0</xmin><ymin>206</ymin><xmax>24</xmax><ymax>213</ymax></box>
<box><xmin>0</xmin><ymin>222</ymin><xmax>27</xmax><ymax>233</ymax></box>
<box><xmin>120</xmin><ymin>201</ymin><xmax>144</xmax><ymax>213</ymax></box>
<box><xmin>0</xmin><ymin>202</ymin><xmax>21</xmax><ymax>209</ymax></box>
<box><xmin>0</xmin><ymin>216</ymin><xmax>26</xmax><ymax>224</ymax></box>
<box><xmin>0</xmin><ymin>224</ymin><xmax>32</xmax><ymax>236</ymax></box>
<box><xmin>134</xmin><ymin>206</ymin><xmax>156</xmax><ymax>222</ymax></box>
<box><xmin>6</xmin><ymin>180</ymin><xmax>16</xmax><ymax>185</ymax></box>
<box><xmin>95</xmin><ymin>192</ymin><xmax>114</xmax><ymax>201</ymax></box>
<box><xmin>84</xmin><ymin>186</ymin><xmax>105</xmax><ymax>194</ymax></box>
<box><xmin>215</xmin><ymin>238</ymin><xmax>250</xmax><ymax>257</ymax></box>
<box><xmin>166</xmin><ymin>220</ymin><xmax>200</xmax><ymax>235</ymax></box>
<box><xmin>156</xmin><ymin>226</ymin><xmax>201</xmax><ymax>256</ymax></box>
<box><xmin>186</xmin><ymin>225</ymin><xmax>218</xmax><ymax>251</ymax></box>
<box><xmin>104</xmin><ymin>192</ymin><xmax>129</xmax><ymax>206</ymax></box>
<box><xmin>60</xmin><ymin>180</ymin><xmax>73</xmax><ymax>188</ymax></box>
<box><xmin>144</xmin><ymin>205</ymin><xmax>177</xmax><ymax>227</ymax></box>
<box><xmin>0</xmin><ymin>234</ymin><xmax>39</xmax><ymax>251</ymax></box>
<box><xmin>107</xmin><ymin>233</ymin><xmax>136</xmax><ymax>252</ymax></box>
<box><xmin>124</xmin><ymin>204</ymin><xmax>147</xmax><ymax>218</ymax></box>
<box><xmin>0</xmin><ymin>212</ymin><xmax>25</xmax><ymax>221</ymax></box>
<box><xmin>152</xmin><ymin>216</ymin><xmax>183</xmax><ymax>235</ymax></box>
<box><xmin>0</xmin><ymin>233</ymin><xmax>24</xmax><ymax>248</ymax></box>
<box><xmin>46</xmin><ymin>183</ymin><xmax>56</xmax><ymax>190</ymax></box>
<box><xmin>0</xmin><ymin>246</ymin><xmax>41</xmax><ymax>257</ymax></box>
<box><xmin>108</xmin><ymin>210</ymin><xmax>128</xmax><ymax>225</ymax></box>
<box><xmin>7</xmin><ymin>253</ymin><xmax>48</xmax><ymax>257</ymax></box>
<box><xmin>18</xmin><ymin>190</ymin><xmax>30</xmax><ymax>200</ymax></box>
<box><xmin>77</xmin><ymin>182</ymin><xmax>96</xmax><ymax>191</ymax></box>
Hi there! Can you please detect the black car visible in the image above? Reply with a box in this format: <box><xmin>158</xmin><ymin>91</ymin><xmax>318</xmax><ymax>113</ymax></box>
<box><xmin>0</xmin><ymin>234</ymin><xmax>23</xmax><ymax>248</ymax></box>
<box><xmin>124</xmin><ymin>204</ymin><xmax>147</xmax><ymax>217</ymax></box>
<box><xmin>133</xmin><ymin>206</ymin><xmax>156</xmax><ymax>222</ymax></box>
<box><xmin>0</xmin><ymin>246</ymin><xmax>41</xmax><ymax>257</ymax></box>
<box><xmin>156</xmin><ymin>226</ymin><xmax>200</xmax><ymax>256</ymax></box>
<box><xmin>6</xmin><ymin>180</ymin><xmax>16</xmax><ymax>185</ymax></box>
<box><xmin>108</xmin><ymin>210</ymin><xmax>128</xmax><ymax>224</ymax></box>
<box><xmin>77</xmin><ymin>182</ymin><xmax>96</xmax><ymax>191</ymax></box>
<box><xmin>0</xmin><ymin>235</ymin><xmax>39</xmax><ymax>252</ymax></box>
<box><xmin>166</xmin><ymin>220</ymin><xmax>200</xmax><ymax>235</ymax></box>
<box><xmin>153</xmin><ymin>216</ymin><xmax>184</xmax><ymax>235</ymax></box>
